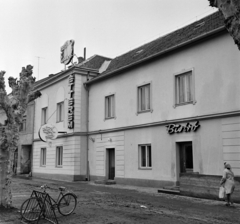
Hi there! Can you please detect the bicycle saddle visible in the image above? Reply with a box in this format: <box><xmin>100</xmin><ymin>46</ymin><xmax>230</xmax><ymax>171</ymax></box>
<box><xmin>59</xmin><ymin>186</ymin><xmax>66</xmax><ymax>191</ymax></box>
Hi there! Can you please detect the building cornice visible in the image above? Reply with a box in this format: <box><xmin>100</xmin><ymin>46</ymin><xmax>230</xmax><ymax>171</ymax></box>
<box><xmin>33</xmin><ymin>131</ymin><xmax>88</xmax><ymax>142</ymax></box>
<box><xmin>87</xmin><ymin>110</ymin><xmax>240</xmax><ymax>135</ymax></box>
<box><xmin>34</xmin><ymin>66</ymin><xmax>98</xmax><ymax>91</ymax></box>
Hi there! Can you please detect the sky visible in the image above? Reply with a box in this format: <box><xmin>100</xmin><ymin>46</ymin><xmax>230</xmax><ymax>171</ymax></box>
<box><xmin>0</xmin><ymin>0</ymin><xmax>217</xmax><ymax>93</ymax></box>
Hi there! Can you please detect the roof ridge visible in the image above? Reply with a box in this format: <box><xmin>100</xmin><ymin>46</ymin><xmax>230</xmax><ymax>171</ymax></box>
<box><xmin>113</xmin><ymin>11</ymin><xmax>220</xmax><ymax>61</ymax></box>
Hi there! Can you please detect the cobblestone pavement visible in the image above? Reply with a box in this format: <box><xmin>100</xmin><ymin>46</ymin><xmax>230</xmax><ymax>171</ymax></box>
<box><xmin>0</xmin><ymin>176</ymin><xmax>239</xmax><ymax>224</ymax></box>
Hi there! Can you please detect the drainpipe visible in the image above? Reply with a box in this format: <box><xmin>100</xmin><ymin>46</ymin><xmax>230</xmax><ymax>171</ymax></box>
<box><xmin>84</xmin><ymin>72</ymin><xmax>90</xmax><ymax>181</ymax></box>
<box><xmin>31</xmin><ymin>101</ymin><xmax>36</xmax><ymax>176</ymax></box>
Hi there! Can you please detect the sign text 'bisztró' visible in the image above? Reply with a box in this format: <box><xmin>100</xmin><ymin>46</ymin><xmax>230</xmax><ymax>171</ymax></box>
<box><xmin>166</xmin><ymin>121</ymin><xmax>200</xmax><ymax>134</ymax></box>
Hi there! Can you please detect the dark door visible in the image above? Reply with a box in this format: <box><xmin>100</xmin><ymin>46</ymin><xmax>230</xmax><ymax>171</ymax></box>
<box><xmin>108</xmin><ymin>149</ymin><xmax>115</xmax><ymax>180</ymax></box>
<box><xmin>180</xmin><ymin>142</ymin><xmax>193</xmax><ymax>173</ymax></box>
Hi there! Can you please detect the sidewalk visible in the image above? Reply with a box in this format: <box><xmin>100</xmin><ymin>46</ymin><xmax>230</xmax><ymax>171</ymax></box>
<box><xmin>0</xmin><ymin>176</ymin><xmax>239</xmax><ymax>224</ymax></box>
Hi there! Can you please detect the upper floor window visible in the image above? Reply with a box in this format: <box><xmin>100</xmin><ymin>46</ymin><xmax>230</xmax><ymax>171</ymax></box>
<box><xmin>105</xmin><ymin>94</ymin><xmax>115</xmax><ymax>119</ymax></box>
<box><xmin>57</xmin><ymin>102</ymin><xmax>64</xmax><ymax>122</ymax></box>
<box><xmin>138</xmin><ymin>84</ymin><xmax>151</xmax><ymax>113</ymax></box>
<box><xmin>175</xmin><ymin>70</ymin><xmax>195</xmax><ymax>106</ymax></box>
<box><xmin>139</xmin><ymin>144</ymin><xmax>152</xmax><ymax>169</ymax></box>
<box><xmin>41</xmin><ymin>107</ymin><xmax>48</xmax><ymax>125</ymax></box>
<box><xmin>20</xmin><ymin>118</ymin><xmax>26</xmax><ymax>132</ymax></box>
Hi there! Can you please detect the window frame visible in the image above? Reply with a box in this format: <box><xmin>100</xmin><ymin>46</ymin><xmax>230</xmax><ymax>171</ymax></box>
<box><xmin>56</xmin><ymin>146</ymin><xmax>63</xmax><ymax>167</ymax></box>
<box><xmin>40</xmin><ymin>148</ymin><xmax>46</xmax><ymax>167</ymax></box>
<box><xmin>104</xmin><ymin>93</ymin><xmax>116</xmax><ymax>120</ymax></box>
<box><xmin>137</xmin><ymin>82</ymin><xmax>153</xmax><ymax>115</ymax></box>
<box><xmin>173</xmin><ymin>68</ymin><xmax>196</xmax><ymax>108</ymax></box>
<box><xmin>56</xmin><ymin>101</ymin><xmax>64</xmax><ymax>122</ymax></box>
<box><xmin>138</xmin><ymin>144</ymin><xmax>152</xmax><ymax>169</ymax></box>
<box><xmin>41</xmin><ymin>107</ymin><xmax>48</xmax><ymax>125</ymax></box>
<box><xmin>20</xmin><ymin>117</ymin><xmax>27</xmax><ymax>132</ymax></box>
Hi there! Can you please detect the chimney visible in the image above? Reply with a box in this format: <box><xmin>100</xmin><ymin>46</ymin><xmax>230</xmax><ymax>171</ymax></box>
<box><xmin>84</xmin><ymin>47</ymin><xmax>86</xmax><ymax>60</ymax></box>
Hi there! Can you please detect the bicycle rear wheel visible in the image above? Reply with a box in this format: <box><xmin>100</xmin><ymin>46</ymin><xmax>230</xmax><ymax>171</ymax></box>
<box><xmin>20</xmin><ymin>197</ymin><xmax>43</xmax><ymax>221</ymax></box>
<box><xmin>58</xmin><ymin>193</ymin><xmax>77</xmax><ymax>216</ymax></box>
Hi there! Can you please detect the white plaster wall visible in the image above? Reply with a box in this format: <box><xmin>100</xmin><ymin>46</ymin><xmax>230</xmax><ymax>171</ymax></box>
<box><xmin>88</xmin><ymin>33</ymin><xmax>240</xmax><ymax>132</ymax></box>
<box><xmin>32</xmin><ymin>136</ymin><xmax>80</xmax><ymax>175</ymax></box>
<box><xmin>222</xmin><ymin>116</ymin><xmax>240</xmax><ymax>176</ymax></box>
<box><xmin>34</xmin><ymin>79</ymin><xmax>69</xmax><ymax>139</ymax></box>
<box><xmin>88</xmin><ymin>132</ymin><xmax>125</xmax><ymax>178</ymax></box>
<box><xmin>122</xmin><ymin>118</ymin><xmax>225</xmax><ymax>182</ymax></box>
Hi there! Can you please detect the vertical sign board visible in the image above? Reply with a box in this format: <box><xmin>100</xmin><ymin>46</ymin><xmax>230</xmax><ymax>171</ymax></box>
<box><xmin>68</xmin><ymin>74</ymin><xmax>75</xmax><ymax>129</ymax></box>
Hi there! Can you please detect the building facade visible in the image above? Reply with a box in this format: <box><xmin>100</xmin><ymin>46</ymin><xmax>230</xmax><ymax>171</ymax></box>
<box><xmin>30</xmin><ymin>12</ymin><xmax>239</xmax><ymax>199</ymax></box>
<box><xmin>85</xmin><ymin>12</ymin><xmax>240</xmax><ymax>198</ymax></box>
<box><xmin>32</xmin><ymin>67</ymin><xmax>99</xmax><ymax>181</ymax></box>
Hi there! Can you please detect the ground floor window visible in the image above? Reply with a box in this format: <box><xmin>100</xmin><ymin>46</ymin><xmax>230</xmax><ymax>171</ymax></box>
<box><xmin>56</xmin><ymin>146</ymin><xmax>63</xmax><ymax>167</ymax></box>
<box><xmin>40</xmin><ymin>148</ymin><xmax>46</xmax><ymax>166</ymax></box>
<box><xmin>139</xmin><ymin>144</ymin><xmax>152</xmax><ymax>168</ymax></box>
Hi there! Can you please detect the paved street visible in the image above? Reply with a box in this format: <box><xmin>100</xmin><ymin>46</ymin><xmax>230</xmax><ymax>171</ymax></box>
<box><xmin>0</xmin><ymin>176</ymin><xmax>239</xmax><ymax>224</ymax></box>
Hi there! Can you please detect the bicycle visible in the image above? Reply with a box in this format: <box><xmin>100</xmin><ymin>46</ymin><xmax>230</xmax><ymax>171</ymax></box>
<box><xmin>20</xmin><ymin>184</ymin><xmax>77</xmax><ymax>222</ymax></box>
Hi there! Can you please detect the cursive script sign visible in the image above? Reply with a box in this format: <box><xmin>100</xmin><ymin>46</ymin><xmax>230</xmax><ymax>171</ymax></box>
<box><xmin>166</xmin><ymin>121</ymin><xmax>200</xmax><ymax>134</ymax></box>
<box><xmin>39</xmin><ymin>124</ymin><xmax>58</xmax><ymax>142</ymax></box>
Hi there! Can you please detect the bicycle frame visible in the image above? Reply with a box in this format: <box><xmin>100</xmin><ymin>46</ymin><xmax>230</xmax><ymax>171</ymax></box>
<box><xmin>41</xmin><ymin>186</ymin><xmax>73</xmax><ymax>210</ymax></box>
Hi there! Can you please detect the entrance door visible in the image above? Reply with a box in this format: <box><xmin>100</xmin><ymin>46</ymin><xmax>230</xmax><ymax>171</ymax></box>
<box><xmin>179</xmin><ymin>142</ymin><xmax>193</xmax><ymax>173</ymax></box>
<box><xmin>108</xmin><ymin>149</ymin><xmax>115</xmax><ymax>180</ymax></box>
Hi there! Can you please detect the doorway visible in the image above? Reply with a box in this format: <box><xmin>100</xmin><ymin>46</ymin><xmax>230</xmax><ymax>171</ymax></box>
<box><xmin>107</xmin><ymin>148</ymin><xmax>115</xmax><ymax>180</ymax></box>
<box><xmin>179</xmin><ymin>142</ymin><xmax>193</xmax><ymax>173</ymax></box>
<box><xmin>21</xmin><ymin>145</ymin><xmax>32</xmax><ymax>174</ymax></box>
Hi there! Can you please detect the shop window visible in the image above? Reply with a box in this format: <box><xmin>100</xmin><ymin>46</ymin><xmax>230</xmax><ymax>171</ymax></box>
<box><xmin>175</xmin><ymin>70</ymin><xmax>195</xmax><ymax>106</ymax></box>
<box><xmin>41</xmin><ymin>107</ymin><xmax>48</xmax><ymax>125</ymax></box>
<box><xmin>105</xmin><ymin>94</ymin><xmax>115</xmax><ymax>119</ymax></box>
<box><xmin>56</xmin><ymin>146</ymin><xmax>63</xmax><ymax>167</ymax></box>
<box><xmin>139</xmin><ymin>144</ymin><xmax>152</xmax><ymax>169</ymax></box>
<box><xmin>40</xmin><ymin>148</ymin><xmax>46</xmax><ymax>167</ymax></box>
<box><xmin>57</xmin><ymin>102</ymin><xmax>64</xmax><ymax>122</ymax></box>
<box><xmin>138</xmin><ymin>84</ymin><xmax>151</xmax><ymax>113</ymax></box>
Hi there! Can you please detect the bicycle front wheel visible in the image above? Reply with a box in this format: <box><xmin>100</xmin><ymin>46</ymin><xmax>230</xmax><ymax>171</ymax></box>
<box><xmin>58</xmin><ymin>193</ymin><xmax>77</xmax><ymax>216</ymax></box>
<box><xmin>20</xmin><ymin>197</ymin><xmax>42</xmax><ymax>221</ymax></box>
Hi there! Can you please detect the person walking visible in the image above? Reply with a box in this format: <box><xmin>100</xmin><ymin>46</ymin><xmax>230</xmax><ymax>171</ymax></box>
<box><xmin>220</xmin><ymin>162</ymin><xmax>235</xmax><ymax>206</ymax></box>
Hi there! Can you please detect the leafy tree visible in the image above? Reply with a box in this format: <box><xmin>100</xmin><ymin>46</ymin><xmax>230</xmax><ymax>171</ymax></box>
<box><xmin>0</xmin><ymin>65</ymin><xmax>41</xmax><ymax>207</ymax></box>
<box><xmin>209</xmin><ymin>0</ymin><xmax>240</xmax><ymax>49</ymax></box>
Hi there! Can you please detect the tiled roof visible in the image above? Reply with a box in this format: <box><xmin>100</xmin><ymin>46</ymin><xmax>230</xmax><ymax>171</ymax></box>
<box><xmin>79</xmin><ymin>55</ymin><xmax>112</xmax><ymax>70</ymax></box>
<box><xmin>102</xmin><ymin>11</ymin><xmax>225</xmax><ymax>76</ymax></box>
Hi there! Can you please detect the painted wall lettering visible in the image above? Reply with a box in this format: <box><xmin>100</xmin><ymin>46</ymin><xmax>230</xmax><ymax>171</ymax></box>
<box><xmin>68</xmin><ymin>74</ymin><xmax>75</xmax><ymax>129</ymax></box>
<box><xmin>166</xmin><ymin>121</ymin><xmax>200</xmax><ymax>134</ymax></box>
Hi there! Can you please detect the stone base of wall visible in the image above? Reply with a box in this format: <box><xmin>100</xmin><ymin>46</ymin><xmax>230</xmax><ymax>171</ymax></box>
<box><xmin>33</xmin><ymin>172</ymin><xmax>86</xmax><ymax>182</ymax></box>
<box><xmin>90</xmin><ymin>175</ymin><xmax>175</xmax><ymax>188</ymax></box>
<box><xmin>180</xmin><ymin>173</ymin><xmax>240</xmax><ymax>203</ymax></box>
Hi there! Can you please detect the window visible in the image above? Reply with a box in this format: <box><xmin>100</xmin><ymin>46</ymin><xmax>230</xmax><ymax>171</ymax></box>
<box><xmin>105</xmin><ymin>94</ymin><xmax>115</xmax><ymax>119</ymax></box>
<box><xmin>138</xmin><ymin>84</ymin><xmax>151</xmax><ymax>112</ymax></box>
<box><xmin>139</xmin><ymin>145</ymin><xmax>152</xmax><ymax>168</ymax></box>
<box><xmin>175</xmin><ymin>71</ymin><xmax>193</xmax><ymax>105</ymax></box>
<box><xmin>40</xmin><ymin>148</ymin><xmax>46</xmax><ymax>166</ymax></box>
<box><xmin>20</xmin><ymin>119</ymin><xmax>26</xmax><ymax>132</ymax></box>
<box><xmin>56</xmin><ymin>146</ymin><xmax>63</xmax><ymax>167</ymax></box>
<box><xmin>41</xmin><ymin>107</ymin><xmax>48</xmax><ymax>125</ymax></box>
<box><xmin>57</xmin><ymin>102</ymin><xmax>64</xmax><ymax>122</ymax></box>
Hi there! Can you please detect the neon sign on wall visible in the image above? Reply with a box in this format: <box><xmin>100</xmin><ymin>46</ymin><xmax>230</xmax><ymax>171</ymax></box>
<box><xmin>68</xmin><ymin>74</ymin><xmax>74</xmax><ymax>129</ymax></box>
<box><xmin>166</xmin><ymin>121</ymin><xmax>200</xmax><ymax>134</ymax></box>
